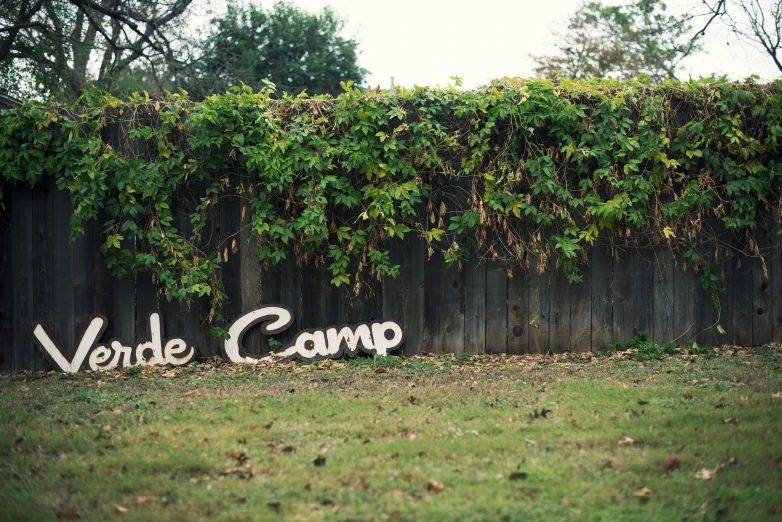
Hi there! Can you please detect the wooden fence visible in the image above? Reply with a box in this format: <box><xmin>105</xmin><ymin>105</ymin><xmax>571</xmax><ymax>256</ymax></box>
<box><xmin>1</xmin><ymin>180</ymin><xmax>781</xmax><ymax>372</ymax></box>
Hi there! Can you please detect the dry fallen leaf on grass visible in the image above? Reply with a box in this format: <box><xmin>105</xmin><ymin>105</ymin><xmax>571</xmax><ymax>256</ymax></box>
<box><xmin>665</xmin><ymin>458</ymin><xmax>681</xmax><ymax>471</ymax></box>
<box><xmin>695</xmin><ymin>464</ymin><xmax>724</xmax><ymax>480</ymax></box>
<box><xmin>772</xmin><ymin>392</ymin><xmax>782</xmax><ymax>398</ymax></box>
<box><xmin>618</xmin><ymin>435</ymin><xmax>635</xmax><ymax>445</ymax></box>
<box><xmin>135</xmin><ymin>492</ymin><xmax>154</xmax><ymax>504</ymax></box>
<box><xmin>100</xmin><ymin>425</ymin><xmax>112</xmax><ymax>433</ymax></box>
<box><xmin>427</xmin><ymin>480</ymin><xmax>445</xmax><ymax>492</ymax></box>
<box><xmin>633</xmin><ymin>487</ymin><xmax>652</xmax><ymax>499</ymax></box>
<box><xmin>114</xmin><ymin>505</ymin><xmax>128</xmax><ymax>513</ymax></box>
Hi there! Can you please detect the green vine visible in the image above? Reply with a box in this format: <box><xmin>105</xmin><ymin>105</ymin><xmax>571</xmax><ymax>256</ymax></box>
<box><xmin>1</xmin><ymin>77</ymin><xmax>781</xmax><ymax>336</ymax></box>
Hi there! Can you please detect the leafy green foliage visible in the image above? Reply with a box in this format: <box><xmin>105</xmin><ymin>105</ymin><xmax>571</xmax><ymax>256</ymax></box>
<box><xmin>608</xmin><ymin>331</ymin><xmax>677</xmax><ymax>360</ymax></box>
<box><xmin>533</xmin><ymin>0</ymin><xmax>701</xmax><ymax>82</ymax></box>
<box><xmin>0</xmin><ymin>77</ymin><xmax>780</xmax><ymax>332</ymax></box>
<box><xmin>607</xmin><ymin>332</ymin><xmax>716</xmax><ymax>360</ymax></box>
<box><xmin>178</xmin><ymin>1</ymin><xmax>367</xmax><ymax>100</ymax></box>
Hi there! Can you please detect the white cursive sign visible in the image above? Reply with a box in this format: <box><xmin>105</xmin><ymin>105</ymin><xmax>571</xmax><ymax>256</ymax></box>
<box><xmin>31</xmin><ymin>305</ymin><xmax>405</xmax><ymax>372</ymax></box>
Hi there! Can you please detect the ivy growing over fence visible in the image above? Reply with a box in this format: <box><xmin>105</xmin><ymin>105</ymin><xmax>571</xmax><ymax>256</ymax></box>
<box><xmin>0</xmin><ymin>77</ymin><xmax>780</xmax><ymax>334</ymax></box>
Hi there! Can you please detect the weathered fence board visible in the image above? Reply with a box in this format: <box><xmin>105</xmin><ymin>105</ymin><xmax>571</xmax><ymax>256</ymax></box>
<box><xmin>733</xmin><ymin>253</ymin><xmax>754</xmax><ymax>347</ymax></box>
<box><xmin>633</xmin><ymin>249</ymin><xmax>655</xmax><ymax>338</ymax></box>
<box><xmin>463</xmin><ymin>255</ymin><xmax>486</xmax><ymax>355</ymax></box>
<box><xmin>673</xmin><ymin>257</ymin><xmax>695</xmax><ymax>345</ymax></box>
<box><xmin>592</xmin><ymin>245</ymin><xmax>613</xmax><ymax>351</ymax></box>
<box><xmin>549</xmin><ymin>255</ymin><xmax>570</xmax><ymax>354</ymax></box>
<box><xmin>0</xmin><ymin>192</ymin><xmax>13</xmax><ymax>371</ymax></box>
<box><xmin>2</xmin><ymin>184</ymin><xmax>781</xmax><ymax>372</ymax></box>
<box><xmin>529</xmin><ymin>257</ymin><xmax>550</xmax><ymax>354</ymax></box>
<box><xmin>507</xmin><ymin>266</ymin><xmax>530</xmax><ymax>354</ymax></box>
<box><xmin>613</xmin><ymin>247</ymin><xmax>633</xmax><ymax>344</ymax></box>
<box><xmin>653</xmin><ymin>248</ymin><xmax>674</xmax><ymax>344</ymax></box>
<box><xmin>12</xmin><ymin>187</ymin><xmax>34</xmax><ymax>371</ymax></box>
<box><xmin>753</xmin><ymin>221</ymin><xmax>773</xmax><ymax>345</ymax></box>
<box><xmin>570</xmin><ymin>251</ymin><xmax>592</xmax><ymax>353</ymax></box>
<box><xmin>485</xmin><ymin>261</ymin><xmax>508</xmax><ymax>355</ymax></box>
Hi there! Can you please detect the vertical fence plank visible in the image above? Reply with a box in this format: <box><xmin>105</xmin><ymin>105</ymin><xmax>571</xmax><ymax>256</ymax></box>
<box><xmin>219</xmin><ymin>191</ymin><xmax>242</xmax><ymax>337</ymax></box>
<box><xmin>93</xmin><ymin>212</ymin><xmax>114</xmax><ymax>344</ymax></box>
<box><xmin>463</xmin><ymin>255</ymin><xmax>486</xmax><ymax>355</ymax></box>
<box><xmin>0</xmin><ymin>192</ymin><xmax>14</xmax><ymax>371</ymax></box>
<box><xmin>570</xmin><ymin>251</ymin><xmax>592</xmax><ymax>352</ymax></box>
<box><xmin>486</xmin><ymin>260</ymin><xmax>508</xmax><ymax>354</ymax></box>
<box><xmin>773</xmin><ymin>211</ymin><xmax>782</xmax><ymax>344</ymax></box>
<box><xmin>102</xmin><ymin>118</ymin><xmax>135</xmax><ymax>345</ymax></box>
<box><xmin>300</xmin><ymin>262</ymin><xmax>321</xmax><ymax>330</ymax></box>
<box><xmin>752</xmin><ymin>222</ymin><xmax>772</xmax><ymax>345</ymax></box>
<box><xmin>52</xmin><ymin>189</ymin><xmax>75</xmax><ymax>361</ymax></box>
<box><xmin>260</xmin><ymin>261</ymin><xmax>282</xmax><ymax>353</ymax></box>
<box><xmin>238</xmin><ymin>176</ymin><xmax>261</xmax><ymax>354</ymax></box>
<box><xmin>591</xmin><ymin>245</ymin><xmax>613</xmax><ymax>351</ymax></box>
<box><xmin>365</xmin><ymin>276</ymin><xmax>384</xmax><ymax>323</ymax></box>
<box><xmin>529</xmin><ymin>256</ymin><xmax>550</xmax><ymax>354</ymax></box>
<box><xmin>136</xmin><ymin>271</ymin><xmax>157</xmax><ymax>338</ymax></box>
<box><xmin>31</xmin><ymin>179</ymin><xmax>55</xmax><ymax>370</ymax></box>
<box><xmin>694</xmin><ymin>276</ymin><xmax>715</xmax><ymax>347</ymax></box>
<box><xmin>507</xmin><ymin>265</ymin><xmax>530</xmax><ymax>354</ymax></box>
<box><xmin>348</xmin><ymin>267</ymin><xmax>383</xmax><ymax>326</ymax></box>
<box><xmin>73</xmin><ymin>219</ymin><xmax>96</xmax><ymax>357</ymax></box>
<box><xmin>111</xmin><ymin>253</ymin><xmax>135</xmax><ymax>345</ymax></box>
<box><xmin>714</xmin><ymin>245</ymin><xmax>734</xmax><ymax>347</ymax></box>
<box><xmin>613</xmin><ymin>247</ymin><xmax>634</xmax><ymax>344</ymax></box>
<box><xmin>383</xmin><ymin>238</ymin><xmax>403</xmax><ymax>325</ymax></box>
<box><xmin>732</xmin><ymin>253</ymin><xmax>753</xmax><ymax>346</ymax></box>
<box><xmin>12</xmin><ymin>187</ymin><xmax>34</xmax><ymax>371</ymax></box>
<box><xmin>549</xmin><ymin>254</ymin><xmax>571</xmax><ymax>353</ymax></box>
<box><xmin>197</xmin><ymin>194</ymin><xmax>221</xmax><ymax>358</ymax></box>
<box><xmin>322</xmin><ymin>269</ymin><xmax>347</xmax><ymax>327</ymax></box>
<box><xmin>653</xmin><ymin>248</ymin><xmax>674</xmax><ymax>344</ymax></box>
<box><xmin>423</xmin><ymin>251</ymin><xmax>444</xmax><ymax>353</ymax></box>
<box><xmin>176</xmin><ymin>191</ymin><xmax>201</xmax><ymax>345</ymax></box>
<box><xmin>440</xmin><ymin>258</ymin><xmax>465</xmax><ymax>355</ymax></box>
<box><xmin>633</xmin><ymin>249</ymin><xmax>654</xmax><ymax>338</ymax></box>
<box><xmin>694</xmin><ymin>232</ymin><xmax>716</xmax><ymax>347</ymax></box>
<box><xmin>279</xmin><ymin>253</ymin><xmax>302</xmax><ymax>346</ymax></box>
<box><xmin>673</xmin><ymin>256</ymin><xmax>695</xmax><ymax>345</ymax></box>
<box><xmin>402</xmin><ymin>235</ymin><xmax>425</xmax><ymax>355</ymax></box>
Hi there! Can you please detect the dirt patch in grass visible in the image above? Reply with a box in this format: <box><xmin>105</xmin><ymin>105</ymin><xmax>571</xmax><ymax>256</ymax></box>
<box><xmin>1</xmin><ymin>348</ymin><xmax>781</xmax><ymax>521</ymax></box>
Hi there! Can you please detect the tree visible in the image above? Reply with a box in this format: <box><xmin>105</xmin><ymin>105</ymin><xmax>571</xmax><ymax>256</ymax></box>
<box><xmin>533</xmin><ymin>0</ymin><xmax>702</xmax><ymax>82</ymax></box>
<box><xmin>0</xmin><ymin>0</ymin><xmax>194</xmax><ymax>101</ymax></box>
<box><xmin>693</xmin><ymin>0</ymin><xmax>782</xmax><ymax>74</ymax></box>
<box><xmin>177</xmin><ymin>2</ymin><xmax>367</xmax><ymax>99</ymax></box>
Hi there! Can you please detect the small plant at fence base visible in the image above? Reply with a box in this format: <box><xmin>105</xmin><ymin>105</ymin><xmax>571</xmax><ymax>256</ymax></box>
<box><xmin>1</xmin><ymin>77</ymin><xmax>781</xmax><ymax>335</ymax></box>
<box><xmin>607</xmin><ymin>331</ymin><xmax>715</xmax><ymax>360</ymax></box>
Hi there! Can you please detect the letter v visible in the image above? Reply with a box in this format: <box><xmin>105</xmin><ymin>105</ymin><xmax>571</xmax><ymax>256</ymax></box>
<box><xmin>31</xmin><ymin>315</ymin><xmax>108</xmax><ymax>373</ymax></box>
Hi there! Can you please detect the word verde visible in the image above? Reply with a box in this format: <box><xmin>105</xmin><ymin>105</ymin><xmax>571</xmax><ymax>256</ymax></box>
<box><xmin>31</xmin><ymin>305</ymin><xmax>406</xmax><ymax>373</ymax></box>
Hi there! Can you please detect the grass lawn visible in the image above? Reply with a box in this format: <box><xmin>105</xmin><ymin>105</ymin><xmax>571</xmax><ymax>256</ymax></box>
<box><xmin>1</xmin><ymin>348</ymin><xmax>781</xmax><ymax>521</ymax></box>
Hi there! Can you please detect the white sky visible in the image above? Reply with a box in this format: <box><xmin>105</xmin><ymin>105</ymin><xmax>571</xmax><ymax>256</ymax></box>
<box><xmin>195</xmin><ymin>0</ymin><xmax>781</xmax><ymax>89</ymax></box>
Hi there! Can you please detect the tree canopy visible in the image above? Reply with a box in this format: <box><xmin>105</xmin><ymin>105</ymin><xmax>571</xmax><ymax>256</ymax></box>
<box><xmin>0</xmin><ymin>0</ymin><xmax>194</xmax><ymax>101</ymax></box>
<box><xmin>0</xmin><ymin>0</ymin><xmax>366</xmax><ymax>102</ymax></box>
<box><xmin>533</xmin><ymin>0</ymin><xmax>701</xmax><ymax>82</ymax></box>
<box><xmin>176</xmin><ymin>2</ymin><xmax>367</xmax><ymax>99</ymax></box>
